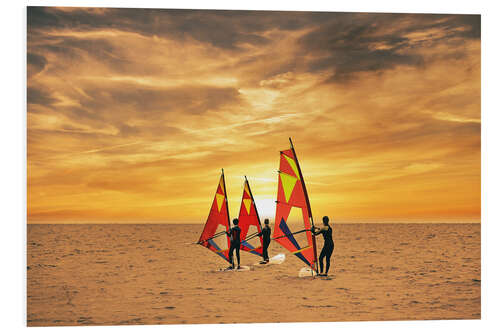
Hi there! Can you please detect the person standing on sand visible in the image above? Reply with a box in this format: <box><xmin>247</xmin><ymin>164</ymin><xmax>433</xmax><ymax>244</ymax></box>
<box><xmin>227</xmin><ymin>218</ymin><xmax>242</xmax><ymax>270</ymax></box>
<box><xmin>312</xmin><ymin>216</ymin><xmax>334</xmax><ymax>276</ymax></box>
<box><xmin>257</xmin><ymin>219</ymin><xmax>272</xmax><ymax>264</ymax></box>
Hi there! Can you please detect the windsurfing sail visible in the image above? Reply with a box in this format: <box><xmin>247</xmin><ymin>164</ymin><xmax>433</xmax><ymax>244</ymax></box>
<box><xmin>272</xmin><ymin>138</ymin><xmax>319</xmax><ymax>272</ymax></box>
<box><xmin>238</xmin><ymin>176</ymin><xmax>264</xmax><ymax>257</ymax></box>
<box><xmin>198</xmin><ymin>169</ymin><xmax>231</xmax><ymax>262</ymax></box>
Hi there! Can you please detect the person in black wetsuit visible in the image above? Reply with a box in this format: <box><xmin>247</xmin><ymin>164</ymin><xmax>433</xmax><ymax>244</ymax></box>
<box><xmin>258</xmin><ymin>218</ymin><xmax>272</xmax><ymax>264</ymax></box>
<box><xmin>227</xmin><ymin>218</ymin><xmax>241</xmax><ymax>269</ymax></box>
<box><xmin>312</xmin><ymin>216</ymin><xmax>334</xmax><ymax>276</ymax></box>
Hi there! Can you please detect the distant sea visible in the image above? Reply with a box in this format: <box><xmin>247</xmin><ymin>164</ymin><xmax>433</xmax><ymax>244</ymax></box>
<box><xmin>27</xmin><ymin>223</ymin><xmax>480</xmax><ymax>326</ymax></box>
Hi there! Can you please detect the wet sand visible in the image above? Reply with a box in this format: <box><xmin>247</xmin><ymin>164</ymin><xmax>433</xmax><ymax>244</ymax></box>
<box><xmin>27</xmin><ymin>223</ymin><xmax>480</xmax><ymax>326</ymax></box>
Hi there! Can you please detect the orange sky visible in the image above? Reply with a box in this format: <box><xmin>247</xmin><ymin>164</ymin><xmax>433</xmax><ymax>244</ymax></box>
<box><xmin>27</xmin><ymin>8</ymin><xmax>480</xmax><ymax>223</ymax></box>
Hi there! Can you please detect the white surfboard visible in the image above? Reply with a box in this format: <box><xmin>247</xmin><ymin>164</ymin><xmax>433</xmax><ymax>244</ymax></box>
<box><xmin>235</xmin><ymin>265</ymin><xmax>251</xmax><ymax>271</ymax></box>
<box><xmin>218</xmin><ymin>265</ymin><xmax>251</xmax><ymax>272</ymax></box>
<box><xmin>298</xmin><ymin>267</ymin><xmax>318</xmax><ymax>278</ymax></box>
<box><xmin>253</xmin><ymin>253</ymin><xmax>286</xmax><ymax>266</ymax></box>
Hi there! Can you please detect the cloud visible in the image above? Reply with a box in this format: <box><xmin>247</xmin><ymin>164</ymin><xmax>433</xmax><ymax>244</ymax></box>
<box><xmin>27</xmin><ymin>86</ymin><xmax>58</xmax><ymax>106</ymax></box>
<box><xmin>28</xmin><ymin>7</ymin><xmax>321</xmax><ymax>51</ymax></box>
<box><xmin>27</xmin><ymin>52</ymin><xmax>47</xmax><ymax>78</ymax></box>
<box><xmin>78</xmin><ymin>83</ymin><xmax>244</xmax><ymax>115</ymax></box>
<box><xmin>259</xmin><ymin>72</ymin><xmax>295</xmax><ymax>89</ymax></box>
<box><xmin>297</xmin><ymin>13</ymin><xmax>480</xmax><ymax>82</ymax></box>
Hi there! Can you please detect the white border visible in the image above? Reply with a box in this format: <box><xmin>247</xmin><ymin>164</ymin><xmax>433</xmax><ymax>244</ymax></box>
<box><xmin>21</xmin><ymin>0</ymin><xmax>485</xmax><ymax>14</ymax></box>
<box><xmin>4</xmin><ymin>0</ymin><xmax>499</xmax><ymax>332</ymax></box>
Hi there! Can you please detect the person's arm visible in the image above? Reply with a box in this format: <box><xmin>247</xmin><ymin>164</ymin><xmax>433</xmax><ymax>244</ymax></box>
<box><xmin>311</xmin><ymin>226</ymin><xmax>320</xmax><ymax>235</ymax></box>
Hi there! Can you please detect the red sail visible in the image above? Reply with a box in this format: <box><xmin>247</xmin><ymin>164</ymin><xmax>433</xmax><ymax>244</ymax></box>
<box><xmin>238</xmin><ymin>178</ymin><xmax>263</xmax><ymax>256</ymax></box>
<box><xmin>272</xmin><ymin>147</ymin><xmax>318</xmax><ymax>271</ymax></box>
<box><xmin>198</xmin><ymin>171</ymin><xmax>231</xmax><ymax>262</ymax></box>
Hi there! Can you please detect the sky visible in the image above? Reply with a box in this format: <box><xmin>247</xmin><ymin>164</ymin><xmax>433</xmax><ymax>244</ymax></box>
<box><xmin>27</xmin><ymin>7</ymin><xmax>481</xmax><ymax>223</ymax></box>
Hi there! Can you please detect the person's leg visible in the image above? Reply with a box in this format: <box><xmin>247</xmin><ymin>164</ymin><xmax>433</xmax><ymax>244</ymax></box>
<box><xmin>228</xmin><ymin>244</ymin><xmax>235</xmax><ymax>268</ymax></box>
<box><xmin>325</xmin><ymin>246</ymin><xmax>333</xmax><ymax>275</ymax></box>
<box><xmin>236</xmin><ymin>246</ymin><xmax>240</xmax><ymax>267</ymax></box>
<box><xmin>318</xmin><ymin>246</ymin><xmax>326</xmax><ymax>274</ymax></box>
<box><xmin>263</xmin><ymin>241</ymin><xmax>269</xmax><ymax>261</ymax></box>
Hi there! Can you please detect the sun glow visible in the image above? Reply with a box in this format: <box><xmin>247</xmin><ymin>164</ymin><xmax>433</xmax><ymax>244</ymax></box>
<box><xmin>254</xmin><ymin>199</ymin><xmax>277</xmax><ymax>221</ymax></box>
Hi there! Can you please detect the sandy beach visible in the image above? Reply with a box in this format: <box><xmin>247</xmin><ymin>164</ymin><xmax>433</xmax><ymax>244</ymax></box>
<box><xmin>27</xmin><ymin>223</ymin><xmax>480</xmax><ymax>326</ymax></box>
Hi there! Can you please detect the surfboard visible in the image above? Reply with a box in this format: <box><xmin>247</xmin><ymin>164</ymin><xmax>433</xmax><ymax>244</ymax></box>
<box><xmin>253</xmin><ymin>253</ymin><xmax>286</xmax><ymax>266</ymax></box>
<box><xmin>298</xmin><ymin>267</ymin><xmax>318</xmax><ymax>278</ymax></box>
<box><xmin>218</xmin><ymin>265</ymin><xmax>251</xmax><ymax>272</ymax></box>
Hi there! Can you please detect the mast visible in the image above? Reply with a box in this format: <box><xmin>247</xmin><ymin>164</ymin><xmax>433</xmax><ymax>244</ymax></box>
<box><xmin>244</xmin><ymin>175</ymin><xmax>263</xmax><ymax>230</ymax></box>
<box><xmin>222</xmin><ymin>168</ymin><xmax>231</xmax><ymax>230</ymax></box>
<box><xmin>288</xmin><ymin>137</ymin><xmax>319</xmax><ymax>273</ymax></box>
<box><xmin>222</xmin><ymin>169</ymin><xmax>233</xmax><ymax>264</ymax></box>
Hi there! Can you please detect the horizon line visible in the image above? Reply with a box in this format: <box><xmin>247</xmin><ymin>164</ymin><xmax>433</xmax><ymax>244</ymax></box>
<box><xmin>27</xmin><ymin>220</ymin><xmax>481</xmax><ymax>225</ymax></box>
